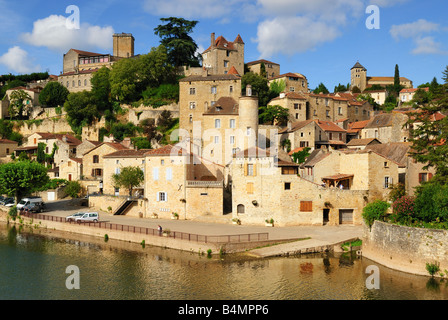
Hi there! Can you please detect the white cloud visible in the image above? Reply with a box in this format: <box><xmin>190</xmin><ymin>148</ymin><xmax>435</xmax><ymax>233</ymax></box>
<box><xmin>390</xmin><ymin>19</ymin><xmax>447</xmax><ymax>55</ymax></box>
<box><xmin>412</xmin><ymin>36</ymin><xmax>448</xmax><ymax>55</ymax></box>
<box><xmin>0</xmin><ymin>46</ymin><xmax>41</xmax><ymax>74</ymax></box>
<box><xmin>21</xmin><ymin>15</ymin><xmax>114</xmax><ymax>53</ymax></box>
<box><xmin>390</xmin><ymin>19</ymin><xmax>440</xmax><ymax>40</ymax></box>
<box><xmin>256</xmin><ymin>16</ymin><xmax>340</xmax><ymax>57</ymax></box>
<box><xmin>254</xmin><ymin>0</ymin><xmax>363</xmax><ymax>58</ymax></box>
<box><xmin>369</xmin><ymin>0</ymin><xmax>409</xmax><ymax>7</ymax></box>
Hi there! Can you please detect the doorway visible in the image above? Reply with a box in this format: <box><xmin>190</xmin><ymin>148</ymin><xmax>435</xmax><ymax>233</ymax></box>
<box><xmin>339</xmin><ymin>209</ymin><xmax>354</xmax><ymax>225</ymax></box>
<box><xmin>323</xmin><ymin>209</ymin><xmax>330</xmax><ymax>225</ymax></box>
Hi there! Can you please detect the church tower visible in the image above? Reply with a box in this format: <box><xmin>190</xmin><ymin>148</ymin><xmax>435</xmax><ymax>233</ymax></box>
<box><xmin>350</xmin><ymin>61</ymin><xmax>367</xmax><ymax>92</ymax></box>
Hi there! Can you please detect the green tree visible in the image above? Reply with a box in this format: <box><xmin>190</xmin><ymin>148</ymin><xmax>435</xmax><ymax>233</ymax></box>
<box><xmin>90</xmin><ymin>66</ymin><xmax>111</xmax><ymax>112</ymax></box>
<box><xmin>313</xmin><ymin>82</ymin><xmax>329</xmax><ymax>94</ymax></box>
<box><xmin>154</xmin><ymin>17</ymin><xmax>201</xmax><ymax>67</ymax></box>
<box><xmin>65</xmin><ymin>180</ymin><xmax>82</xmax><ymax>198</ymax></box>
<box><xmin>442</xmin><ymin>65</ymin><xmax>448</xmax><ymax>84</ymax></box>
<box><xmin>334</xmin><ymin>83</ymin><xmax>349</xmax><ymax>93</ymax></box>
<box><xmin>9</xmin><ymin>89</ymin><xmax>32</xmax><ymax>119</ymax></box>
<box><xmin>63</xmin><ymin>91</ymin><xmax>99</xmax><ymax>135</ymax></box>
<box><xmin>38</xmin><ymin>81</ymin><xmax>69</xmax><ymax>108</ymax></box>
<box><xmin>291</xmin><ymin>147</ymin><xmax>311</xmax><ymax>164</ymax></box>
<box><xmin>241</xmin><ymin>72</ymin><xmax>270</xmax><ymax>107</ymax></box>
<box><xmin>269</xmin><ymin>80</ymin><xmax>286</xmax><ymax>96</ymax></box>
<box><xmin>36</xmin><ymin>142</ymin><xmax>46</xmax><ymax>164</ymax></box>
<box><xmin>393</xmin><ymin>64</ymin><xmax>403</xmax><ymax>94</ymax></box>
<box><xmin>0</xmin><ymin>160</ymin><xmax>49</xmax><ymax>203</ymax></box>
<box><xmin>109</xmin><ymin>57</ymin><xmax>140</xmax><ymax>103</ymax></box>
<box><xmin>112</xmin><ymin>166</ymin><xmax>144</xmax><ymax>197</ymax></box>
<box><xmin>258</xmin><ymin>105</ymin><xmax>289</xmax><ymax>126</ymax></box>
<box><xmin>138</xmin><ymin>45</ymin><xmax>176</xmax><ymax>89</ymax></box>
<box><xmin>362</xmin><ymin>200</ymin><xmax>390</xmax><ymax>228</ymax></box>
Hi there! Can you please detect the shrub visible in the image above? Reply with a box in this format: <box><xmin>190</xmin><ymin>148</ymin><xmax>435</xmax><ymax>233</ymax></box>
<box><xmin>414</xmin><ymin>183</ymin><xmax>448</xmax><ymax>223</ymax></box>
<box><xmin>426</xmin><ymin>262</ymin><xmax>440</xmax><ymax>277</ymax></box>
<box><xmin>8</xmin><ymin>206</ymin><xmax>17</xmax><ymax>220</ymax></box>
<box><xmin>362</xmin><ymin>200</ymin><xmax>390</xmax><ymax>228</ymax></box>
<box><xmin>65</xmin><ymin>181</ymin><xmax>82</xmax><ymax>198</ymax></box>
<box><xmin>391</xmin><ymin>196</ymin><xmax>415</xmax><ymax>225</ymax></box>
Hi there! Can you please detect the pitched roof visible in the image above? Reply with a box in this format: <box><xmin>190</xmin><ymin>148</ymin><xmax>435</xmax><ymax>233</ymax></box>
<box><xmin>246</xmin><ymin>59</ymin><xmax>279</xmax><ymax>66</ymax></box>
<box><xmin>36</xmin><ymin>133</ymin><xmax>81</xmax><ymax>146</ymax></box>
<box><xmin>71</xmin><ymin>49</ymin><xmax>106</xmax><ymax>57</ymax></box>
<box><xmin>346</xmin><ymin>138</ymin><xmax>381</xmax><ymax>146</ymax></box>
<box><xmin>104</xmin><ymin>149</ymin><xmax>151</xmax><ymax>158</ymax></box>
<box><xmin>301</xmin><ymin>149</ymin><xmax>331</xmax><ymax>167</ymax></box>
<box><xmin>203</xmin><ymin>34</ymin><xmax>244</xmax><ymax>53</ymax></box>
<box><xmin>270</xmin><ymin>72</ymin><xmax>306</xmax><ymax>80</ymax></box>
<box><xmin>347</xmin><ymin>119</ymin><xmax>371</xmax><ymax>133</ymax></box>
<box><xmin>0</xmin><ymin>138</ymin><xmax>18</xmax><ymax>144</ymax></box>
<box><xmin>203</xmin><ymin>97</ymin><xmax>238</xmax><ymax>115</ymax></box>
<box><xmin>364</xmin><ymin>142</ymin><xmax>411</xmax><ymax>166</ymax></box>
<box><xmin>144</xmin><ymin>144</ymin><xmax>186</xmax><ymax>157</ymax></box>
<box><xmin>227</xmin><ymin>66</ymin><xmax>240</xmax><ymax>76</ymax></box>
<box><xmin>351</xmin><ymin>61</ymin><xmax>366</xmax><ymax>70</ymax></box>
<box><xmin>59</xmin><ymin>68</ymin><xmax>100</xmax><ymax>77</ymax></box>
<box><xmin>400</xmin><ymin>87</ymin><xmax>428</xmax><ymax>94</ymax></box>
<box><xmin>368</xmin><ymin>76</ymin><xmax>411</xmax><ymax>82</ymax></box>
<box><xmin>83</xmin><ymin>142</ymin><xmax>129</xmax><ymax>155</ymax></box>
<box><xmin>364</xmin><ymin>113</ymin><xmax>396</xmax><ymax>128</ymax></box>
<box><xmin>278</xmin><ymin>120</ymin><xmax>314</xmax><ymax>134</ymax></box>
<box><xmin>315</xmin><ymin>120</ymin><xmax>347</xmax><ymax>133</ymax></box>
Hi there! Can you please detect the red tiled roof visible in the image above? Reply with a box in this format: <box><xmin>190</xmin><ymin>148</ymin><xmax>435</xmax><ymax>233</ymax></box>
<box><xmin>227</xmin><ymin>66</ymin><xmax>240</xmax><ymax>76</ymax></box>
<box><xmin>246</xmin><ymin>59</ymin><xmax>279</xmax><ymax>66</ymax></box>
<box><xmin>203</xmin><ymin>34</ymin><xmax>244</xmax><ymax>53</ymax></box>
<box><xmin>36</xmin><ymin>133</ymin><xmax>81</xmax><ymax>146</ymax></box>
<box><xmin>144</xmin><ymin>144</ymin><xmax>186</xmax><ymax>157</ymax></box>
<box><xmin>270</xmin><ymin>72</ymin><xmax>306</xmax><ymax>80</ymax></box>
<box><xmin>400</xmin><ymin>87</ymin><xmax>428</xmax><ymax>94</ymax></box>
<box><xmin>71</xmin><ymin>49</ymin><xmax>105</xmax><ymax>57</ymax></box>
<box><xmin>0</xmin><ymin>139</ymin><xmax>18</xmax><ymax>144</ymax></box>
<box><xmin>315</xmin><ymin>120</ymin><xmax>347</xmax><ymax>133</ymax></box>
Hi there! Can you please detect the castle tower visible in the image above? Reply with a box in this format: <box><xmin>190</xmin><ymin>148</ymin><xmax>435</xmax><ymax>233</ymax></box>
<box><xmin>238</xmin><ymin>85</ymin><xmax>259</xmax><ymax>151</ymax></box>
<box><xmin>113</xmin><ymin>33</ymin><xmax>135</xmax><ymax>58</ymax></box>
<box><xmin>350</xmin><ymin>61</ymin><xmax>367</xmax><ymax>92</ymax></box>
<box><xmin>202</xmin><ymin>33</ymin><xmax>245</xmax><ymax>76</ymax></box>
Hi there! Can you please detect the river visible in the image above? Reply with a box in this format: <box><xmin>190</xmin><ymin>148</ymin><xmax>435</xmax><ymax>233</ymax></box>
<box><xmin>1</xmin><ymin>223</ymin><xmax>447</xmax><ymax>301</ymax></box>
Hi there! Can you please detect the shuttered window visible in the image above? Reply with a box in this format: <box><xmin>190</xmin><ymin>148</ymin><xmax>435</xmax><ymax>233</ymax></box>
<box><xmin>300</xmin><ymin>201</ymin><xmax>313</xmax><ymax>212</ymax></box>
<box><xmin>246</xmin><ymin>183</ymin><xmax>254</xmax><ymax>194</ymax></box>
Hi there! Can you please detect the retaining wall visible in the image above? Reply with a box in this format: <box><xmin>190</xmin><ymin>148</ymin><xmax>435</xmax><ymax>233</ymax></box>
<box><xmin>362</xmin><ymin>220</ymin><xmax>448</xmax><ymax>276</ymax></box>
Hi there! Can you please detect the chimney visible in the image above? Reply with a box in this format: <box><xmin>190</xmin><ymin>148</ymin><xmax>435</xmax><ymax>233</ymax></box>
<box><xmin>279</xmin><ymin>92</ymin><xmax>285</xmax><ymax>99</ymax></box>
<box><xmin>287</xmin><ymin>121</ymin><xmax>292</xmax><ymax>131</ymax></box>
<box><xmin>246</xmin><ymin>85</ymin><xmax>252</xmax><ymax>97</ymax></box>
<box><xmin>211</xmin><ymin>33</ymin><xmax>216</xmax><ymax>47</ymax></box>
<box><xmin>62</xmin><ymin>135</ymin><xmax>67</xmax><ymax>143</ymax></box>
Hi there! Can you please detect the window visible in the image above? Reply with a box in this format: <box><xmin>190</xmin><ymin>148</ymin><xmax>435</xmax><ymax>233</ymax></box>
<box><xmin>294</xmin><ymin>103</ymin><xmax>299</xmax><ymax>110</ymax></box>
<box><xmin>296</xmin><ymin>113</ymin><xmax>299</xmax><ymax>119</ymax></box>
<box><xmin>153</xmin><ymin>167</ymin><xmax>159</xmax><ymax>181</ymax></box>
<box><xmin>246</xmin><ymin>183</ymin><xmax>254</xmax><ymax>194</ymax></box>
<box><xmin>84</xmin><ymin>79</ymin><xmax>87</xmax><ymax>86</ymax></box>
<box><xmin>384</xmin><ymin>176</ymin><xmax>392</xmax><ymax>189</ymax></box>
<box><xmin>229</xmin><ymin>119</ymin><xmax>236</xmax><ymax>128</ymax></box>
<box><xmin>115</xmin><ymin>167</ymin><xmax>120</xmax><ymax>174</ymax></box>
<box><xmin>158</xmin><ymin>192</ymin><xmax>167</xmax><ymax>202</ymax></box>
<box><xmin>229</xmin><ymin>86</ymin><xmax>233</xmax><ymax>93</ymax></box>
<box><xmin>215</xmin><ymin>119</ymin><xmax>221</xmax><ymax>128</ymax></box>
<box><xmin>246</xmin><ymin>163</ymin><xmax>255</xmax><ymax>176</ymax></box>
<box><xmin>384</xmin><ymin>161</ymin><xmax>388</xmax><ymax>168</ymax></box>
<box><xmin>284</xmin><ymin>182</ymin><xmax>291</xmax><ymax>190</ymax></box>
<box><xmin>78</xmin><ymin>80</ymin><xmax>81</xmax><ymax>86</ymax></box>
<box><xmin>419</xmin><ymin>173</ymin><xmax>433</xmax><ymax>183</ymax></box>
<box><xmin>246</xmin><ymin>127</ymin><xmax>251</xmax><ymax>136</ymax></box>
<box><xmin>161</xmin><ymin>159</ymin><xmax>165</xmax><ymax>165</ymax></box>
<box><xmin>189</xmin><ymin>102</ymin><xmax>196</xmax><ymax>109</ymax></box>
<box><xmin>211</xmin><ymin>86</ymin><xmax>217</xmax><ymax>94</ymax></box>
<box><xmin>166</xmin><ymin>168</ymin><xmax>172</xmax><ymax>181</ymax></box>
<box><xmin>214</xmin><ymin>136</ymin><xmax>219</xmax><ymax>144</ymax></box>
<box><xmin>338</xmin><ymin>107</ymin><xmax>342</xmax><ymax>115</ymax></box>
<box><xmin>189</xmin><ymin>115</ymin><xmax>193</xmax><ymax>123</ymax></box>
<box><xmin>190</xmin><ymin>88</ymin><xmax>196</xmax><ymax>95</ymax></box>
<box><xmin>289</xmin><ymin>87</ymin><xmax>295</xmax><ymax>92</ymax></box>
<box><xmin>282</xmin><ymin>167</ymin><xmax>297</xmax><ymax>175</ymax></box>
<box><xmin>237</xmin><ymin>204</ymin><xmax>245</xmax><ymax>214</ymax></box>
<box><xmin>224</xmin><ymin>61</ymin><xmax>229</xmax><ymax>68</ymax></box>
<box><xmin>93</xmin><ymin>155</ymin><xmax>99</xmax><ymax>163</ymax></box>
<box><xmin>300</xmin><ymin>201</ymin><xmax>313</xmax><ymax>212</ymax></box>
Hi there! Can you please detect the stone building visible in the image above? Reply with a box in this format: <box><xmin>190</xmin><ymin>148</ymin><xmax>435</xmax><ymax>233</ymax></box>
<box><xmin>202</xmin><ymin>33</ymin><xmax>245</xmax><ymax>76</ymax></box>
<box><xmin>0</xmin><ymin>139</ymin><xmax>18</xmax><ymax>158</ymax></box>
<box><xmin>59</xmin><ymin>33</ymin><xmax>135</xmax><ymax>92</ymax></box>
<box><xmin>350</xmin><ymin>61</ymin><xmax>413</xmax><ymax>92</ymax></box>
<box><xmin>268</xmin><ymin>72</ymin><xmax>308</xmax><ymax>94</ymax></box>
<box><xmin>0</xmin><ymin>86</ymin><xmax>42</xmax><ymax>119</ymax></box>
<box><xmin>246</xmin><ymin>59</ymin><xmax>280</xmax><ymax>79</ymax></box>
<box><xmin>230</xmin><ymin>147</ymin><xmax>368</xmax><ymax>226</ymax></box>
<box><xmin>361</xmin><ymin>112</ymin><xmax>409</xmax><ymax>143</ymax></box>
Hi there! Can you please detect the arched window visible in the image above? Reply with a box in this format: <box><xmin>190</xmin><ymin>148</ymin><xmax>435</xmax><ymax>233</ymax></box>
<box><xmin>237</xmin><ymin>204</ymin><xmax>245</xmax><ymax>214</ymax></box>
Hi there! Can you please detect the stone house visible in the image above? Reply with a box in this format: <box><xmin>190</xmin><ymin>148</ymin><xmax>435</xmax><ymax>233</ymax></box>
<box><xmin>361</xmin><ymin>112</ymin><xmax>409</xmax><ymax>143</ymax></box>
<box><xmin>268</xmin><ymin>72</ymin><xmax>308</xmax><ymax>94</ymax></box>
<box><xmin>143</xmin><ymin>144</ymin><xmax>224</xmax><ymax>220</ymax></box>
<box><xmin>0</xmin><ymin>86</ymin><xmax>42</xmax><ymax>119</ymax></box>
<box><xmin>81</xmin><ymin>142</ymin><xmax>129</xmax><ymax>193</ymax></box>
<box><xmin>246</xmin><ymin>59</ymin><xmax>280</xmax><ymax>79</ymax></box>
<box><xmin>399</xmin><ymin>87</ymin><xmax>428</xmax><ymax>104</ymax></box>
<box><xmin>102</xmin><ymin>149</ymin><xmax>149</xmax><ymax>196</ymax></box>
<box><xmin>346</xmin><ymin>119</ymin><xmax>370</xmax><ymax>141</ymax></box>
<box><xmin>230</xmin><ymin>147</ymin><xmax>368</xmax><ymax>226</ymax></box>
<box><xmin>346</xmin><ymin>138</ymin><xmax>381</xmax><ymax>150</ymax></box>
<box><xmin>268</xmin><ymin>92</ymin><xmax>308</xmax><ymax>122</ymax></box>
<box><xmin>202</xmin><ymin>33</ymin><xmax>245</xmax><ymax>76</ymax></box>
<box><xmin>0</xmin><ymin>139</ymin><xmax>18</xmax><ymax>158</ymax></box>
<box><xmin>300</xmin><ymin>147</ymin><xmax>406</xmax><ymax>201</ymax></box>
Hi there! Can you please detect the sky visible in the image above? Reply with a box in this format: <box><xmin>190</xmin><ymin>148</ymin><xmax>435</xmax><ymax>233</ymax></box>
<box><xmin>0</xmin><ymin>0</ymin><xmax>447</xmax><ymax>91</ymax></box>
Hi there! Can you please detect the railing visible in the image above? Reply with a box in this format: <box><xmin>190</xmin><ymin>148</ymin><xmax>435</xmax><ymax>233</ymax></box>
<box><xmin>186</xmin><ymin>180</ymin><xmax>223</xmax><ymax>188</ymax></box>
<box><xmin>19</xmin><ymin>212</ymin><xmax>269</xmax><ymax>244</ymax></box>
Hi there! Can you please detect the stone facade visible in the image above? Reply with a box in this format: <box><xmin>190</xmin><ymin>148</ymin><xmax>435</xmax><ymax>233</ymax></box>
<box><xmin>230</xmin><ymin>148</ymin><xmax>368</xmax><ymax>226</ymax></box>
<box><xmin>202</xmin><ymin>33</ymin><xmax>245</xmax><ymax>76</ymax></box>
<box><xmin>268</xmin><ymin>73</ymin><xmax>308</xmax><ymax>94</ymax></box>
<box><xmin>247</xmin><ymin>59</ymin><xmax>280</xmax><ymax>79</ymax></box>
<box><xmin>361</xmin><ymin>112</ymin><xmax>409</xmax><ymax>143</ymax></box>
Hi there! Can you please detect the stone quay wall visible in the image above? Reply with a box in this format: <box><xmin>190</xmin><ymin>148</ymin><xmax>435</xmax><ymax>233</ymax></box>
<box><xmin>362</xmin><ymin>220</ymin><xmax>448</xmax><ymax>276</ymax></box>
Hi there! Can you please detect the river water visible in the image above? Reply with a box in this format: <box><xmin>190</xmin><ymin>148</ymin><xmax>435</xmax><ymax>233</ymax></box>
<box><xmin>1</xmin><ymin>223</ymin><xmax>447</xmax><ymax>301</ymax></box>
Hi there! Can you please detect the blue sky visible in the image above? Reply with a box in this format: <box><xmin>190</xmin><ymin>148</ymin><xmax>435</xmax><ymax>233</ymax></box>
<box><xmin>0</xmin><ymin>0</ymin><xmax>447</xmax><ymax>91</ymax></box>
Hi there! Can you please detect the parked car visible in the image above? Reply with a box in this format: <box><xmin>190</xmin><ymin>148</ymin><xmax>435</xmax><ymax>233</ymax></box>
<box><xmin>66</xmin><ymin>212</ymin><xmax>86</xmax><ymax>222</ymax></box>
<box><xmin>17</xmin><ymin>197</ymin><xmax>44</xmax><ymax>210</ymax></box>
<box><xmin>75</xmin><ymin>212</ymin><xmax>99</xmax><ymax>223</ymax></box>
<box><xmin>0</xmin><ymin>197</ymin><xmax>14</xmax><ymax>206</ymax></box>
<box><xmin>20</xmin><ymin>202</ymin><xmax>44</xmax><ymax>214</ymax></box>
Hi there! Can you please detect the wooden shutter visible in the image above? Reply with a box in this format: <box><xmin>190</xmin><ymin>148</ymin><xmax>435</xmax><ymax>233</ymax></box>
<box><xmin>300</xmin><ymin>201</ymin><xmax>312</xmax><ymax>212</ymax></box>
<box><xmin>244</xmin><ymin>163</ymin><xmax>248</xmax><ymax>176</ymax></box>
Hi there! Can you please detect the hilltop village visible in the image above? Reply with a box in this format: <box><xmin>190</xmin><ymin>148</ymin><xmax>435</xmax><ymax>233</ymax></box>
<box><xmin>0</xmin><ymin>30</ymin><xmax>444</xmax><ymax>227</ymax></box>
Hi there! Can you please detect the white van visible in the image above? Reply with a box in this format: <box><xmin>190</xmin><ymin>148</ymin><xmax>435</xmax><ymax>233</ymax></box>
<box><xmin>75</xmin><ymin>212</ymin><xmax>99</xmax><ymax>223</ymax></box>
<box><xmin>17</xmin><ymin>197</ymin><xmax>44</xmax><ymax>210</ymax></box>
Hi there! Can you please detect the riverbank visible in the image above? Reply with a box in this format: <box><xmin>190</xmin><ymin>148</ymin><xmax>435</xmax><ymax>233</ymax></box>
<box><xmin>0</xmin><ymin>204</ymin><xmax>363</xmax><ymax>257</ymax></box>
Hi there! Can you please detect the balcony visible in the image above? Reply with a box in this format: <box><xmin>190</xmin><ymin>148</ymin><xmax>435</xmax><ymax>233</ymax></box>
<box><xmin>186</xmin><ymin>180</ymin><xmax>223</xmax><ymax>188</ymax></box>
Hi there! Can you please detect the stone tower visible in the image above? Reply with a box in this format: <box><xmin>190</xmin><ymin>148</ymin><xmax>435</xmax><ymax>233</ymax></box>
<box><xmin>202</xmin><ymin>33</ymin><xmax>245</xmax><ymax>76</ymax></box>
<box><xmin>113</xmin><ymin>33</ymin><xmax>135</xmax><ymax>58</ymax></box>
<box><xmin>238</xmin><ymin>85</ymin><xmax>259</xmax><ymax>151</ymax></box>
<box><xmin>350</xmin><ymin>61</ymin><xmax>367</xmax><ymax>92</ymax></box>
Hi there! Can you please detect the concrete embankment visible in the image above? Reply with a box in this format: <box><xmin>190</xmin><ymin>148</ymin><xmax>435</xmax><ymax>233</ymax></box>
<box><xmin>0</xmin><ymin>208</ymin><xmax>364</xmax><ymax>257</ymax></box>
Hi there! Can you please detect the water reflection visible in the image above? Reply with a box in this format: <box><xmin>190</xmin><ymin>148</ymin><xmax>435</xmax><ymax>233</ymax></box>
<box><xmin>0</xmin><ymin>223</ymin><xmax>447</xmax><ymax>300</ymax></box>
